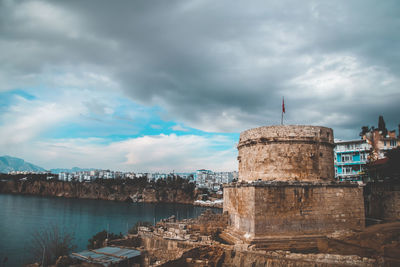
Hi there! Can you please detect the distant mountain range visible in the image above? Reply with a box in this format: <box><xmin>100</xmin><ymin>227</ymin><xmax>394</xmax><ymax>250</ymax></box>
<box><xmin>0</xmin><ymin>155</ymin><xmax>46</xmax><ymax>173</ymax></box>
<box><xmin>49</xmin><ymin>167</ymin><xmax>96</xmax><ymax>174</ymax></box>
<box><xmin>0</xmin><ymin>155</ymin><xmax>95</xmax><ymax>174</ymax></box>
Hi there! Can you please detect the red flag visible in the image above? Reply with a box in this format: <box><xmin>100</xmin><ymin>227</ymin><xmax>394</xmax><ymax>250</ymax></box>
<box><xmin>282</xmin><ymin>97</ymin><xmax>285</xmax><ymax>113</ymax></box>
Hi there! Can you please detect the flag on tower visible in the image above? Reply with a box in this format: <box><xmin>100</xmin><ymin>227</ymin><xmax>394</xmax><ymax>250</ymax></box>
<box><xmin>281</xmin><ymin>97</ymin><xmax>285</xmax><ymax>125</ymax></box>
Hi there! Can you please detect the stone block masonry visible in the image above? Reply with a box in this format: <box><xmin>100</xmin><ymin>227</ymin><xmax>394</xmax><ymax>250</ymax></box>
<box><xmin>238</xmin><ymin>125</ymin><xmax>334</xmax><ymax>182</ymax></box>
<box><xmin>224</xmin><ymin>181</ymin><xmax>365</xmax><ymax>240</ymax></box>
<box><xmin>224</xmin><ymin>125</ymin><xmax>366</xmax><ymax>249</ymax></box>
<box><xmin>364</xmin><ymin>181</ymin><xmax>400</xmax><ymax>221</ymax></box>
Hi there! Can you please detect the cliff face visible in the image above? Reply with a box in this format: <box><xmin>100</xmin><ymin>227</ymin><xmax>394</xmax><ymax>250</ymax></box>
<box><xmin>0</xmin><ymin>180</ymin><xmax>195</xmax><ymax>204</ymax></box>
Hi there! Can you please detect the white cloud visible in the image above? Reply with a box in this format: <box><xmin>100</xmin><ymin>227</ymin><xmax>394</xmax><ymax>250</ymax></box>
<box><xmin>288</xmin><ymin>55</ymin><xmax>398</xmax><ymax>100</ymax></box>
<box><xmin>171</xmin><ymin>125</ymin><xmax>189</xmax><ymax>132</ymax></box>
<box><xmin>13</xmin><ymin>1</ymin><xmax>82</xmax><ymax>38</ymax></box>
<box><xmin>0</xmin><ymin>96</ymin><xmax>84</xmax><ymax>146</ymax></box>
<box><xmin>1</xmin><ymin>0</ymin><xmax>399</xmax><ymax>164</ymax></box>
<box><xmin>121</xmin><ymin>134</ymin><xmax>236</xmax><ymax>172</ymax></box>
<box><xmin>5</xmin><ymin>134</ymin><xmax>237</xmax><ymax>172</ymax></box>
<box><xmin>0</xmin><ymin>88</ymin><xmax>121</xmax><ymax>147</ymax></box>
<box><xmin>0</xmin><ymin>87</ymin><xmax>237</xmax><ymax>172</ymax></box>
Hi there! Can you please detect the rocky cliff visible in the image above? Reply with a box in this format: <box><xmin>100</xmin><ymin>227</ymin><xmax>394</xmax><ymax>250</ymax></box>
<box><xmin>0</xmin><ymin>180</ymin><xmax>195</xmax><ymax>204</ymax></box>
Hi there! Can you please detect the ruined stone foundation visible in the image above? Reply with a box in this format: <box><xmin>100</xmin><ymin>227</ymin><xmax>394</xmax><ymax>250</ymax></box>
<box><xmin>223</xmin><ymin>125</ymin><xmax>365</xmax><ymax>250</ymax></box>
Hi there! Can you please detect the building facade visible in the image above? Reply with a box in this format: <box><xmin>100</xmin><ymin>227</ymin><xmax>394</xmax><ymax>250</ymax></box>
<box><xmin>195</xmin><ymin>169</ymin><xmax>237</xmax><ymax>190</ymax></box>
<box><xmin>334</xmin><ymin>139</ymin><xmax>371</xmax><ymax>181</ymax></box>
<box><xmin>363</xmin><ymin>129</ymin><xmax>399</xmax><ymax>160</ymax></box>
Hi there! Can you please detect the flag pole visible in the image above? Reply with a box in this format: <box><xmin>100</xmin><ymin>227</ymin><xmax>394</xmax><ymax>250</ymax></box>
<box><xmin>281</xmin><ymin>96</ymin><xmax>285</xmax><ymax>125</ymax></box>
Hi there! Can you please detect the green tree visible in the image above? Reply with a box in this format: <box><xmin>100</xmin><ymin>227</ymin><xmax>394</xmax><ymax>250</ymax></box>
<box><xmin>87</xmin><ymin>230</ymin><xmax>123</xmax><ymax>249</ymax></box>
<box><xmin>359</xmin><ymin>125</ymin><xmax>370</xmax><ymax>138</ymax></box>
<box><xmin>378</xmin><ymin>115</ymin><xmax>388</xmax><ymax>136</ymax></box>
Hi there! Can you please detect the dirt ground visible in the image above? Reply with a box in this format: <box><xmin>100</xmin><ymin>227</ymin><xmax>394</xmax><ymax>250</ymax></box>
<box><xmin>318</xmin><ymin>222</ymin><xmax>400</xmax><ymax>264</ymax></box>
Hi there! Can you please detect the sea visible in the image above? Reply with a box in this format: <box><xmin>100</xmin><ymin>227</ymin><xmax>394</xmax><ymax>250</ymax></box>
<box><xmin>0</xmin><ymin>194</ymin><xmax>220</xmax><ymax>266</ymax></box>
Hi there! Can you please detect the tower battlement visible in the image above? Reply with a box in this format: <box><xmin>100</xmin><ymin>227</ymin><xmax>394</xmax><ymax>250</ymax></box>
<box><xmin>238</xmin><ymin>125</ymin><xmax>334</xmax><ymax>182</ymax></box>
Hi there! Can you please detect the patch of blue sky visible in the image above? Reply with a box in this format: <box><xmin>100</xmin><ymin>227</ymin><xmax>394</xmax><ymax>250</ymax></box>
<box><xmin>42</xmin><ymin>103</ymin><xmax>173</xmax><ymax>141</ymax></box>
<box><xmin>45</xmin><ymin>110</ymin><xmax>238</xmax><ymax>149</ymax></box>
<box><xmin>45</xmin><ymin>111</ymin><xmax>237</xmax><ymax>144</ymax></box>
<box><xmin>0</xmin><ymin>89</ymin><xmax>36</xmax><ymax>110</ymax></box>
<box><xmin>38</xmin><ymin>90</ymin><xmax>239</xmax><ymax>147</ymax></box>
<box><xmin>208</xmin><ymin>133</ymin><xmax>239</xmax><ymax>151</ymax></box>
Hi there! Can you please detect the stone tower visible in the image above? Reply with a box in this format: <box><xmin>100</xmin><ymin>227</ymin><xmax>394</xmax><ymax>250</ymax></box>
<box><xmin>238</xmin><ymin>125</ymin><xmax>334</xmax><ymax>182</ymax></box>
<box><xmin>223</xmin><ymin>125</ymin><xmax>365</xmax><ymax>250</ymax></box>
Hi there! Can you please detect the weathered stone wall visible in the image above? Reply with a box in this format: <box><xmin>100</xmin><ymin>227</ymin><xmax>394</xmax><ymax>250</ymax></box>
<box><xmin>364</xmin><ymin>181</ymin><xmax>400</xmax><ymax>221</ymax></box>
<box><xmin>225</xmin><ymin>125</ymin><xmax>366</xmax><ymax>249</ymax></box>
<box><xmin>238</xmin><ymin>125</ymin><xmax>334</xmax><ymax>182</ymax></box>
<box><xmin>221</xmin><ymin>249</ymin><xmax>378</xmax><ymax>267</ymax></box>
<box><xmin>140</xmin><ymin>234</ymin><xmax>197</xmax><ymax>263</ymax></box>
<box><xmin>224</xmin><ymin>182</ymin><xmax>365</xmax><ymax>241</ymax></box>
<box><xmin>160</xmin><ymin>245</ymin><xmax>379</xmax><ymax>267</ymax></box>
<box><xmin>223</xmin><ymin>185</ymin><xmax>255</xmax><ymax>234</ymax></box>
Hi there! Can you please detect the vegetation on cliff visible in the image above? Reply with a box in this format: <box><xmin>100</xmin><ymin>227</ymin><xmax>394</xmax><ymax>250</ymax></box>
<box><xmin>0</xmin><ymin>174</ymin><xmax>197</xmax><ymax>204</ymax></box>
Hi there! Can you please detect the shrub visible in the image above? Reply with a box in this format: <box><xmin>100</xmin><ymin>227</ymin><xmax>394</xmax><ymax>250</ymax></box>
<box><xmin>87</xmin><ymin>230</ymin><xmax>123</xmax><ymax>249</ymax></box>
<box><xmin>29</xmin><ymin>225</ymin><xmax>76</xmax><ymax>266</ymax></box>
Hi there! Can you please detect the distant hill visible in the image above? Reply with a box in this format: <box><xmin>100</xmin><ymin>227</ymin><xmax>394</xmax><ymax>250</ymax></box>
<box><xmin>50</xmin><ymin>167</ymin><xmax>96</xmax><ymax>174</ymax></box>
<box><xmin>0</xmin><ymin>156</ymin><xmax>46</xmax><ymax>173</ymax></box>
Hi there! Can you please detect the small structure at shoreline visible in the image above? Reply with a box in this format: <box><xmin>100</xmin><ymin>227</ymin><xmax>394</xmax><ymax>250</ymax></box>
<box><xmin>70</xmin><ymin>246</ymin><xmax>141</xmax><ymax>266</ymax></box>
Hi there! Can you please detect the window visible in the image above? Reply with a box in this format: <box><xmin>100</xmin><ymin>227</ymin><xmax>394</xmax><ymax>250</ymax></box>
<box><xmin>343</xmin><ymin>167</ymin><xmax>352</xmax><ymax>174</ymax></box>
<box><xmin>390</xmin><ymin>140</ymin><xmax>397</xmax><ymax>147</ymax></box>
<box><xmin>341</xmin><ymin>154</ymin><xmax>352</xmax><ymax>162</ymax></box>
<box><xmin>384</xmin><ymin>140</ymin><xmax>387</xmax><ymax>147</ymax></box>
<box><xmin>346</xmin><ymin>144</ymin><xmax>355</xmax><ymax>150</ymax></box>
<box><xmin>360</xmin><ymin>153</ymin><xmax>367</xmax><ymax>161</ymax></box>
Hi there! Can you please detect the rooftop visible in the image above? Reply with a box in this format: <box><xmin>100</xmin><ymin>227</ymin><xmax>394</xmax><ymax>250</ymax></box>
<box><xmin>70</xmin><ymin>246</ymin><xmax>140</xmax><ymax>266</ymax></box>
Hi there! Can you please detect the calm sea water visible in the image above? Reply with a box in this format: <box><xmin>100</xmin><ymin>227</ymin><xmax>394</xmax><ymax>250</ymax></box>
<box><xmin>0</xmin><ymin>194</ymin><xmax>220</xmax><ymax>266</ymax></box>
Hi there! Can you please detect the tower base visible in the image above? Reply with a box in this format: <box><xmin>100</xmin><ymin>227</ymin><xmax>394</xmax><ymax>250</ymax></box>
<box><xmin>223</xmin><ymin>181</ymin><xmax>365</xmax><ymax>250</ymax></box>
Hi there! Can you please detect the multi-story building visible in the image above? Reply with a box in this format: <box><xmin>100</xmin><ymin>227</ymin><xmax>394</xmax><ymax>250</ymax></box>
<box><xmin>334</xmin><ymin>139</ymin><xmax>371</xmax><ymax>181</ymax></box>
<box><xmin>194</xmin><ymin>170</ymin><xmax>237</xmax><ymax>190</ymax></box>
<box><xmin>363</xmin><ymin>129</ymin><xmax>399</xmax><ymax>160</ymax></box>
<box><xmin>195</xmin><ymin>169</ymin><xmax>212</xmax><ymax>188</ymax></box>
<box><xmin>56</xmin><ymin>168</ymin><xmax>236</xmax><ymax>189</ymax></box>
<box><xmin>58</xmin><ymin>172</ymin><xmax>67</xmax><ymax>181</ymax></box>
<box><xmin>335</xmin><ymin>128</ymin><xmax>400</xmax><ymax>181</ymax></box>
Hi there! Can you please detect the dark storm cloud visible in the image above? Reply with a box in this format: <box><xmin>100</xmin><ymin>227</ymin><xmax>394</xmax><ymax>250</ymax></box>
<box><xmin>1</xmin><ymin>0</ymin><xmax>400</xmax><ymax>138</ymax></box>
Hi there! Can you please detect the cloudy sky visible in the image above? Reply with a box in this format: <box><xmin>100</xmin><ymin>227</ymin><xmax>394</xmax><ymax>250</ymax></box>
<box><xmin>1</xmin><ymin>0</ymin><xmax>399</xmax><ymax>171</ymax></box>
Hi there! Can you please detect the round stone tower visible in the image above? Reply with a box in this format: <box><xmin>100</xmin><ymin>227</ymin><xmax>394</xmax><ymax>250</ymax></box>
<box><xmin>223</xmin><ymin>125</ymin><xmax>365</xmax><ymax>248</ymax></box>
<box><xmin>237</xmin><ymin>125</ymin><xmax>334</xmax><ymax>182</ymax></box>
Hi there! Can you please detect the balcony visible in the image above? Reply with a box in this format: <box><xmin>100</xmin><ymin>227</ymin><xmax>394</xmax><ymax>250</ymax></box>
<box><xmin>335</xmin><ymin>160</ymin><xmax>368</xmax><ymax>166</ymax></box>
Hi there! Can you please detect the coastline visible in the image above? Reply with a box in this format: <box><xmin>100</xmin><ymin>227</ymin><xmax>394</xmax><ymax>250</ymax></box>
<box><xmin>193</xmin><ymin>199</ymin><xmax>223</xmax><ymax>208</ymax></box>
<box><xmin>0</xmin><ymin>179</ymin><xmax>196</xmax><ymax>205</ymax></box>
